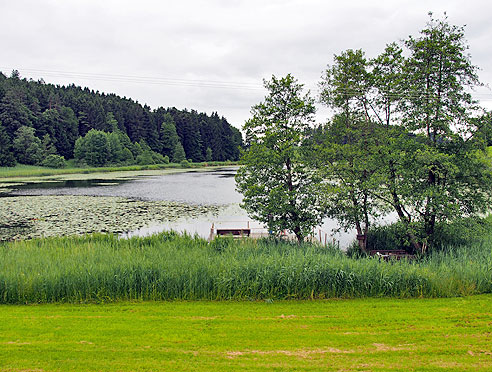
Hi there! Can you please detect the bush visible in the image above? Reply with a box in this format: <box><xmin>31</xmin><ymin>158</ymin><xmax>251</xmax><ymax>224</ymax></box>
<box><xmin>431</xmin><ymin>216</ymin><xmax>492</xmax><ymax>251</ymax></box>
<box><xmin>366</xmin><ymin>216</ymin><xmax>492</xmax><ymax>254</ymax></box>
<box><xmin>180</xmin><ymin>159</ymin><xmax>191</xmax><ymax>168</ymax></box>
<box><xmin>136</xmin><ymin>151</ymin><xmax>155</xmax><ymax>165</ymax></box>
<box><xmin>366</xmin><ymin>222</ymin><xmax>411</xmax><ymax>252</ymax></box>
<box><xmin>41</xmin><ymin>154</ymin><xmax>67</xmax><ymax>168</ymax></box>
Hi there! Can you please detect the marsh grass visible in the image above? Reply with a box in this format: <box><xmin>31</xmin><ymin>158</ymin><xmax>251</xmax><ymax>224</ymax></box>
<box><xmin>0</xmin><ymin>161</ymin><xmax>237</xmax><ymax>178</ymax></box>
<box><xmin>1</xmin><ymin>232</ymin><xmax>491</xmax><ymax>304</ymax></box>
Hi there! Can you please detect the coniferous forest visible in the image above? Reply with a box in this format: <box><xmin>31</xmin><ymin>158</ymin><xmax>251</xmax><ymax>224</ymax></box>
<box><xmin>0</xmin><ymin>70</ymin><xmax>243</xmax><ymax>167</ymax></box>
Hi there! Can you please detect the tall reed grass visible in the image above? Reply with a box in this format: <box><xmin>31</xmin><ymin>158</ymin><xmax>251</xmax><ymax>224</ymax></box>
<box><xmin>1</xmin><ymin>232</ymin><xmax>491</xmax><ymax>304</ymax></box>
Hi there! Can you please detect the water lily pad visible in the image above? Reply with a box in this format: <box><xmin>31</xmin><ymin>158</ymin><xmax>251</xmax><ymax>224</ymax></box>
<box><xmin>0</xmin><ymin>195</ymin><xmax>221</xmax><ymax>241</ymax></box>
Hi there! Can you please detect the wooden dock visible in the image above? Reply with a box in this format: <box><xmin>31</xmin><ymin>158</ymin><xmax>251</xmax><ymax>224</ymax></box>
<box><xmin>209</xmin><ymin>221</ymin><xmax>270</xmax><ymax>241</ymax></box>
<box><xmin>209</xmin><ymin>221</ymin><xmax>335</xmax><ymax>246</ymax></box>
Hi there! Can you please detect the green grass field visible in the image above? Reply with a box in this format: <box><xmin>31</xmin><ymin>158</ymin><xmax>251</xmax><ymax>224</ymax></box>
<box><xmin>1</xmin><ymin>296</ymin><xmax>491</xmax><ymax>371</ymax></box>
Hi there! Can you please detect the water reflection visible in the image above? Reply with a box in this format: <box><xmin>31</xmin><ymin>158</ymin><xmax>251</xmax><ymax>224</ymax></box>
<box><xmin>9</xmin><ymin>168</ymin><xmax>241</xmax><ymax>205</ymax></box>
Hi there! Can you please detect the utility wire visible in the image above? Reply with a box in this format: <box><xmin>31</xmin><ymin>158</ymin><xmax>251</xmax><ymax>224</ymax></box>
<box><xmin>319</xmin><ymin>86</ymin><xmax>492</xmax><ymax>102</ymax></box>
<box><xmin>0</xmin><ymin>67</ymin><xmax>266</xmax><ymax>91</ymax></box>
<box><xmin>2</xmin><ymin>67</ymin><xmax>492</xmax><ymax>102</ymax></box>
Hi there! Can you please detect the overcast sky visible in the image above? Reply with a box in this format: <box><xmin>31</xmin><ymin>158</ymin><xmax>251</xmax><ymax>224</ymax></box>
<box><xmin>1</xmin><ymin>0</ymin><xmax>491</xmax><ymax>128</ymax></box>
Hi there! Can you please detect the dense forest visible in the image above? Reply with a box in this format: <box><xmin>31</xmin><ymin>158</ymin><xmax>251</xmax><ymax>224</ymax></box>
<box><xmin>0</xmin><ymin>70</ymin><xmax>243</xmax><ymax>166</ymax></box>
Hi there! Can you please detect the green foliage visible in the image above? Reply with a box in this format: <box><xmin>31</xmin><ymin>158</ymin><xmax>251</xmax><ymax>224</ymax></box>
<box><xmin>107</xmin><ymin>131</ymin><xmax>125</xmax><ymax>164</ymax></box>
<box><xmin>13</xmin><ymin>126</ymin><xmax>44</xmax><ymax>165</ymax></box>
<box><xmin>41</xmin><ymin>154</ymin><xmax>67</xmax><ymax>168</ymax></box>
<box><xmin>180</xmin><ymin>159</ymin><xmax>191</xmax><ymax>168</ymax></box>
<box><xmin>205</xmin><ymin>146</ymin><xmax>213</xmax><ymax>162</ymax></box>
<box><xmin>75</xmin><ymin>129</ymin><xmax>110</xmax><ymax>167</ymax></box>
<box><xmin>41</xmin><ymin>134</ymin><xmax>56</xmax><ymax>156</ymax></box>
<box><xmin>105</xmin><ymin>111</ymin><xmax>119</xmax><ymax>132</ymax></box>
<box><xmin>159</xmin><ymin>114</ymin><xmax>179</xmax><ymax>158</ymax></box>
<box><xmin>0</xmin><ymin>87</ymin><xmax>35</xmax><ymax>138</ymax></box>
<box><xmin>151</xmin><ymin>151</ymin><xmax>167</xmax><ymax>164</ymax></box>
<box><xmin>132</xmin><ymin>141</ymin><xmax>143</xmax><ymax>158</ymax></box>
<box><xmin>73</xmin><ymin>129</ymin><xmax>166</xmax><ymax>167</ymax></box>
<box><xmin>365</xmin><ymin>216</ymin><xmax>492</xmax><ymax>253</ymax></box>
<box><xmin>0</xmin><ymin>72</ymin><xmax>242</xmax><ymax>163</ymax></box>
<box><xmin>139</xmin><ymin>139</ymin><xmax>152</xmax><ymax>153</ymax></box>
<box><xmin>172</xmin><ymin>142</ymin><xmax>186</xmax><ymax>162</ymax></box>
<box><xmin>136</xmin><ymin>151</ymin><xmax>155</xmax><ymax>165</ymax></box>
<box><xmin>236</xmin><ymin>74</ymin><xmax>326</xmax><ymax>242</ymax></box>
<box><xmin>0</xmin><ymin>120</ymin><xmax>16</xmax><ymax>166</ymax></box>
<box><xmin>318</xmin><ymin>14</ymin><xmax>492</xmax><ymax>254</ymax></box>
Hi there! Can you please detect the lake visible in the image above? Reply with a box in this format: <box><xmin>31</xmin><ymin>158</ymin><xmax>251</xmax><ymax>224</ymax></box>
<box><xmin>7</xmin><ymin>167</ymin><xmax>358</xmax><ymax>247</ymax></box>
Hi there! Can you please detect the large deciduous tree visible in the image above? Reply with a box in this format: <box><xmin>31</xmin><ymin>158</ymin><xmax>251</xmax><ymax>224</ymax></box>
<box><xmin>235</xmin><ymin>74</ymin><xmax>326</xmax><ymax>242</ymax></box>
<box><xmin>13</xmin><ymin>126</ymin><xmax>44</xmax><ymax>165</ymax></box>
<box><xmin>319</xmin><ymin>14</ymin><xmax>492</xmax><ymax>254</ymax></box>
<box><xmin>318</xmin><ymin>49</ymin><xmax>385</xmax><ymax>252</ymax></box>
<box><xmin>393</xmin><ymin>14</ymin><xmax>491</xmax><ymax>252</ymax></box>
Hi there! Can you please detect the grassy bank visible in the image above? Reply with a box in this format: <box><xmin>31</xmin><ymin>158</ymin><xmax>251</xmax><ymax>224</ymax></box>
<box><xmin>1</xmin><ymin>232</ymin><xmax>491</xmax><ymax>304</ymax></box>
<box><xmin>0</xmin><ymin>161</ymin><xmax>238</xmax><ymax>179</ymax></box>
<box><xmin>1</xmin><ymin>296</ymin><xmax>491</xmax><ymax>371</ymax></box>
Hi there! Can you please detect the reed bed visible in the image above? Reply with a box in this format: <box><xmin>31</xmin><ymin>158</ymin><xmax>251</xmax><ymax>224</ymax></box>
<box><xmin>1</xmin><ymin>232</ymin><xmax>491</xmax><ymax>304</ymax></box>
<box><xmin>0</xmin><ymin>161</ymin><xmax>238</xmax><ymax>179</ymax></box>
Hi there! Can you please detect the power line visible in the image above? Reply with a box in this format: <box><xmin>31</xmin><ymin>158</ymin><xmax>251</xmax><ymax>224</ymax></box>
<box><xmin>0</xmin><ymin>67</ymin><xmax>266</xmax><ymax>91</ymax></box>
<box><xmin>2</xmin><ymin>67</ymin><xmax>492</xmax><ymax>103</ymax></box>
<box><xmin>319</xmin><ymin>86</ymin><xmax>492</xmax><ymax>102</ymax></box>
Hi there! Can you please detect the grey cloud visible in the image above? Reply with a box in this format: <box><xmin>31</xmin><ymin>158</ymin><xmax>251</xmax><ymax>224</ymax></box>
<box><xmin>2</xmin><ymin>0</ymin><xmax>492</xmax><ymax>127</ymax></box>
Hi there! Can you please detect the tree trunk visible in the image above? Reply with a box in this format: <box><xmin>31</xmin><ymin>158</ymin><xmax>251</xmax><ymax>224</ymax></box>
<box><xmin>293</xmin><ymin>225</ymin><xmax>304</xmax><ymax>243</ymax></box>
<box><xmin>388</xmin><ymin>160</ymin><xmax>422</xmax><ymax>253</ymax></box>
<box><xmin>351</xmin><ymin>192</ymin><xmax>367</xmax><ymax>253</ymax></box>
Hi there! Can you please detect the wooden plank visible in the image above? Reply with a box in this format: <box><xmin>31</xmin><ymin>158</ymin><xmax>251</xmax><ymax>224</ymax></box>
<box><xmin>216</xmin><ymin>228</ymin><xmax>251</xmax><ymax>236</ymax></box>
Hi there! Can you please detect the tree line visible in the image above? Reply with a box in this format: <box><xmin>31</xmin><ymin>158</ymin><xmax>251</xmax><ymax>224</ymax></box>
<box><xmin>0</xmin><ymin>72</ymin><xmax>243</xmax><ymax>167</ymax></box>
<box><xmin>236</xmin><ymin>13</ymin><xmax>492</xmax><ymax>254</ymax></box>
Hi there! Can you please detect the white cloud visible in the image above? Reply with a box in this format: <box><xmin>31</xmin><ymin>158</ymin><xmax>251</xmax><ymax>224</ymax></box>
<box><xmin>1</xmin><ymin>0</ymin><xmax>491</xmax><ymax>127</ymax></box>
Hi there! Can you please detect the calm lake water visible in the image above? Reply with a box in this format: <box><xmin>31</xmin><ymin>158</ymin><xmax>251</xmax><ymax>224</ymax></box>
<box><xmin>9</xmin><ymin>167</ymin><xmax>359</xmax><ymax>247</ymax></box>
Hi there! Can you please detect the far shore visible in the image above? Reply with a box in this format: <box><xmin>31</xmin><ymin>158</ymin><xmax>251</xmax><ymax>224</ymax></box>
<box><xmin>0</xmin><ymin>162</ymin><xmax>240</xmax><ymax>183</ymax></box>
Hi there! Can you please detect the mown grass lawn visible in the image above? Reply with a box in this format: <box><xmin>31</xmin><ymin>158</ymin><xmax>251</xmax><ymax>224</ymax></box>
<box><xmin>1</xmin><ymin>296</ymin><xmax>491</xmax><ymax>371</ymax></box>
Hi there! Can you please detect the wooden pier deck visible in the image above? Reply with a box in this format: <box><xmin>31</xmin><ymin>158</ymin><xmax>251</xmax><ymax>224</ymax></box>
<box><xmin>209</xmin><ymin>221</ymin><xmax>336</xmax><ymax>246</ymax></box>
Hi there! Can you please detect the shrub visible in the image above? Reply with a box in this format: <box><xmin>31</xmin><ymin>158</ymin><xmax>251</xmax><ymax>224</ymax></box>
<box><xmin>366</xmin><ymin>222</ymin><xmax>411</xmax><ymax>252</ymax></box>
<box><xmin>431</xmin><ymin>216</ymin><xmax>492</xmax><ymax>251</ymax></box>
<box><xmin>136</xmin><ymin>151</ymin><xmax>155</xmax><ymax>165</ymax></box>
<box><xmin>366</xmin><ymin>216</ymin><xmax>492</xmax><ymax>254</ymax></box>
<box><xmin>180</xmin><ymin>159</ymin><xmax>191</xmax><ymax>168</ymax></box>
<box><xmin>41</xmin><ymin>154</ymin><xmax>67</xmax><ymax>168</ymax></box>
